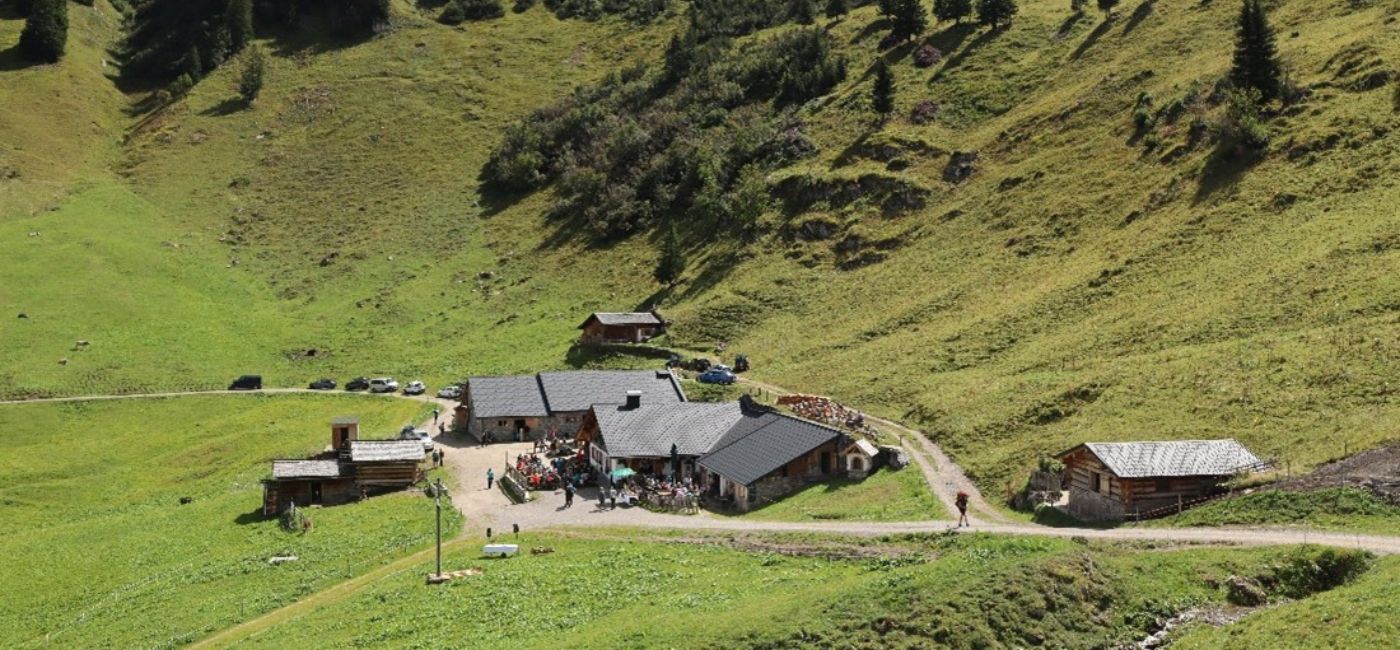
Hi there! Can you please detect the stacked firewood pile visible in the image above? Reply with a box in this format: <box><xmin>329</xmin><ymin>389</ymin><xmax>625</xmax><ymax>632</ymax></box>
<box><xmin>777</xmin><ymin>394</ymin><xmax>880</xmax><ymax>439</ymax></box>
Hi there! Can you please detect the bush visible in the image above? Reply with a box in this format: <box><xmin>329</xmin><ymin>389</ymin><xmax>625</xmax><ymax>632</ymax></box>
<box><xmin>910</xmin><ymin>99</ymin><xmax>940</xmax><ymax>124</ymax></box>
<box><xmin>237</xmin><ymin>45</ymin><xmax>266</xmax><ymax>104</ymax></box>
<box><xmin>513</xmin><ymin>0</ymin><xmax>535</xmax><ymax>11</ymax></box>
<box><xmin>439</xmin><ymin>0</ymin><xmax>467</xmax><ymax>23</ymax></box>
<box><xmin>912</xmin><ymin>44</ymin><xmax>942</xmax><ymax>68</ymax></box>
<box><xmin>458</xmin><ymin>0</ymin><xmax>505</xmax><ymax>19</ymax></box>
<box><xmin>1272</xmin><ymin>548</ymin><xmax>1372</xmax><ymax>599</ymax></box>
<box><xmin>1220</xmin><ymin>88</ymin><xmax>1269</xmax><ymax>151</ymax></box>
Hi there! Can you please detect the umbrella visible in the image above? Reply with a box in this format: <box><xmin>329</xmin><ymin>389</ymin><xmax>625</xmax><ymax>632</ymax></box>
<box><xmin>610</xmin><ymin>467</ymin><xmax>637</xmax><ymax>480</ymax></box>
<box><xmin>670</xmin><ymin>443</ymin><xmax>680</xmax><ymax>478</ymax></box>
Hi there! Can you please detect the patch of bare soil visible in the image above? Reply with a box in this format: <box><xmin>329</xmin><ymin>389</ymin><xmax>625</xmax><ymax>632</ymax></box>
<box><xmin>1275</xmin><ymin>443</ymin><xmax>1400</xmax><ymax>505</ymax></box>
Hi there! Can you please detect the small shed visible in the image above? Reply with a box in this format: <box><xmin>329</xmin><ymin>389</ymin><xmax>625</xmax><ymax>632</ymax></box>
<box><xmin>578</xmin><ymin>312</ymin><xmax>665</xmax><ymax>345</ymax></box>
<box><xmin>844</xmin><ymin>439</ymin><xmax>880</xmax><ymax>479</ymax></box>
<box><xmin>262</xmin><ymin>459</ymin><xmax>354</xmax><ymax>516</ymax></box>
<box><xmin>1056</xmin><ymin>439</ymin><xmax>1267</xmax><ymax>520</ymax></box>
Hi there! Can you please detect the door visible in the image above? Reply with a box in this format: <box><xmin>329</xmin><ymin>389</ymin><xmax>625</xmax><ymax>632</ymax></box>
<box><xmin>310</xmin><ymin>482</ymin><xmax>323</xmax><ymax>504</ymax></box>
<box><xmin>820</xmin><ymin>452</ymin><xmax>831</xmax><ymax>475</ymax></box>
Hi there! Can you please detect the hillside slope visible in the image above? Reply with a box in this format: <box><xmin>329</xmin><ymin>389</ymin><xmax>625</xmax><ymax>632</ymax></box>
<box><xmin>1</xmin><ymin>0</ymin><xmax>1396</xmax><ymax>495</ymax></box>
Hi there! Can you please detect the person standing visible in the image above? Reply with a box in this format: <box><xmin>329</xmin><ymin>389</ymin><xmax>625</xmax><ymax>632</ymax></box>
<box><xmin>433</xmin><ymin>407</ymin><xmax>440</xmax><ymax>426</ymax></box>
<box><xmin>438</xmin><ymin>422</ymin><xmax>446</xmax><ymax>437</ymax></box>
<box><xmin>955</xmin><ymin>490</ymin><xmax>970</xmax><ymax>527</ymax></box>
<box><xmin>564</xmin><ymin>481</ymin><xmax>575</xmax><ymax>508</ymax></box>
<box><xmin>486</xmin><ymin>468</ymin><xmax>495</xmax><ymax>490</ymax></box>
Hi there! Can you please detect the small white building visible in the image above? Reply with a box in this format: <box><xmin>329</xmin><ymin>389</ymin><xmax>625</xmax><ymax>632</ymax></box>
<box><xmin>844</xmin><ymin>439</ymin><xmax>880</xmax><ymax>479</ymax></box>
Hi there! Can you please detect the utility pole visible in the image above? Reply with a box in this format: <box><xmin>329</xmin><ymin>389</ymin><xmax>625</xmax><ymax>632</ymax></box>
<box><xmin>434</xmin><ymin>478</ymin><xmax>443</xmax><ymax>579</ymax></box>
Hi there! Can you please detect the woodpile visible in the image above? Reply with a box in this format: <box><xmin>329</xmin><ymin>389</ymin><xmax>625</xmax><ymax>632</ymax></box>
<box><xmin>776</xmin><ymin>394</ymin><xmax>880</xmax><ymax>439</ymax></box>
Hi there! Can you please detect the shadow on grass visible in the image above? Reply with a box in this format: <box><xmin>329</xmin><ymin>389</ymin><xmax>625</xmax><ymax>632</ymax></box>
<box><xmin>0</xmin><ymin>44</ymin><xmax>43</xmax><ymax>72</ymax></box>
<box><xmin>1122</xmin><ymin>0</ymin><xmax>1155</xmax><ymax>35</ymax></box>
<box><xmin>713</xmin><ymin>476</ymin><xmax>920</xmax><ymax>520</ymax></box>
<box><xmin>849</xmin><ymin>17</ymin><xmax>893</xmax><ymax>45</ymax></box>
<box><xmin>1054</xmin><ymin>11</ymin><xmax>1084</xmax><ymax>39</ymax></box>
<box><xmin>1194</xmin><ymin>141</ymin><xmax>1264</xmax><ymax>203</ymax></box>
<box><xmin>201</xmin><ymin>97</ymin><xmax>249</xmax><ymax>117</ymax></box>
<box><xmin>1070</xmin><ymin>17</ymin><xmax>1115</xmax><ymax>61</ymax></box>
<box><xmin>932</xmin><ymin>25</ymin><xmax>1003</xmax><ymax>81</ymax></box>
<box><xmin>233</xmin><ymin>507</ymin><xmax>266</xmax><ymax>525</ymax></box>
<box><xmin>564</xmin><ymin>343</ymin><xmax>673</xmax><ymax>369</ymax></box>
<box><xmin>1028</xmin><ymin>506</ymin><xmax>1121</xmax><ymax>530</ymax></box>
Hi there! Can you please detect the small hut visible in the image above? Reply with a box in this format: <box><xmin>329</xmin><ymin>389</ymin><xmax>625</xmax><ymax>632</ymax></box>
<box><xmin>1056</xmin><ymin>439</ymin><xmax>1267</xmax><ymax>520</ymax></box>
<box><xmin>577</xmin><ymin>311</ymin><xmax>666</xmax><ymax>345</ymax></box>
<box><xmin>843</xmin><ymin>439</ymin><xmax>880</xmax><ymax>479</ymax></box>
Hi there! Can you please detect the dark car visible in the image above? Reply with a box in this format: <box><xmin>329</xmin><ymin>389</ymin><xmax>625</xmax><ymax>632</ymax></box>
<box><xmin>345</xmin><ymin>377</ymin><xmax>370</xmax><ymax>391</ymax></box>
<box><xmin>309</xmin><ymin>378</ymin><xmax>336</xmax><ymax>390</ymax></box>
<box><xmin>229</xmin><ymin>375</ymin><xmax>262</xmax><ymax>390</ymax></box>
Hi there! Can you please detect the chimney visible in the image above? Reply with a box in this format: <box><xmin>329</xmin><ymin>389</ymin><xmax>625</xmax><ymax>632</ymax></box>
<box><xmin>331</xmin><ymin>417</ymin><xmax>360</xmax><ymax>449</ymax></box>
<box><xmin>625</xmin><ymin>390</ymin><xmax>642</xmax><ymax>410</ymax></box>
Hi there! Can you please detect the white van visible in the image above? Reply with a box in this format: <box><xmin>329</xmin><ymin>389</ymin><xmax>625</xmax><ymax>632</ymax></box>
<box><xmin>369</xmin><ymin>377</ymin><xmax>399</xmax><ymax>393</ymax></box>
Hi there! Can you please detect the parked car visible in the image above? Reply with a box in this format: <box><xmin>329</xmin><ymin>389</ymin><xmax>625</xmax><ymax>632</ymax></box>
<box><xmin>399</xmin><ymin>425</ymin><xmax>433</xmax><ymax>452</ymax></box>
<box><xmin>229</xmin><ymin>375</ymin><xmax>262</xmax><ymax>390</ymax></box>
<box><xmin>436</xmin><ymin>384</ymin><xmax>463</xmax><ymax>399</ymax></box>
<box><xmin>369</xmin><ymin>377</ymin><xmax>399</xmax><ymax>393</ymax></box>
<box><xmin>345</xmin><ymin>376</ymin><xmax>370</xmax><ymax>391</ymax></box>
<box><xmin>308</xmin><ymin>378</ymin><xmax>336</xmax><ymax>390</ymax></box>
<box><xmin>697</xmin><ymin>368</ymin><xmax>737</xmax><ymax>385</ymax></box>
<box><xmin>403</xmin><ymin>380</ymin><xmax>426</xmax><ymax>396</ymax></box>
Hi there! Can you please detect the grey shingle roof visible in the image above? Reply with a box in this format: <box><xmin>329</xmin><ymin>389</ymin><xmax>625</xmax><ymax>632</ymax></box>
<box><xmin>348</xmin><ymin>440</ymin><xmax>424</xmax><ymax>462</ymax></box>
<box><xmin>271</xmin><ymin>459</ymin><xmax>346</xmax><ymax>480</ymax></box>
<box><xmin>467</xmin><ymin>375</ymin><xmax>550</xmax><ymax>419</ymax></box>
<box><xmin>580</xmin><ymin>312</ymin><xmax>663</xmax><ymax>328</ymax></box>
<box><xmin>331</xmin><ymin>416</ymin><xmax>359</xmax><ymax>425</ymax></box>
<box><xmin>537</xmin><ymin>370</ymin><xmax>684</xmax><ymax>413</ymax></box>
<box><xmin>1075</xmin><ymin>439</ymin><xmax>1265</xmax><ymax>478</ymax></box>
<box><xmin>698</xmin><ymin>410</ymin><xmax>843</xmax><ymax>486</ymax></box>
<box><xmin>594</xmin><ymin>402</ymin><xmax>744</xmax><ymax>458</ymax></box>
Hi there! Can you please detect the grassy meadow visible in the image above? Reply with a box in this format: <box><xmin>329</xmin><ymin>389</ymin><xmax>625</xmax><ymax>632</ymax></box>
<box><xmin>1143</xmin><ymin>488</ymin><xmax>1400</xmax><ymax>536</ymax></box>
<box><xmin>219</xmin><ymin>531</ymin><xmax>1374</xmax><ymax>649</ymax></box>
<box><xmin>0</xmin><ymin>394</ymin><xmax>458</xmax><ymax>649</ymax></box>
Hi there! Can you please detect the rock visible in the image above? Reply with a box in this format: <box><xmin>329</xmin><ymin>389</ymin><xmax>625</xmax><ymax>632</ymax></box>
<box><xmin>267</xmin><ymin>555</ymin><xmax>299</xmax><ymax>565</ymax></box>
<box><xmin>943</xmin><ymin>151</ymin><xmax>979</xmax><ymax>183</ymax></box>
<box><xmin>1226</xmin><ymin>575</ymin><xmax>1268</xmax><ymax>606</ymax></box>
<box><xmin>319</xmin><ymin>251</ymin><xmax>339</xmax><ymax>267</ymax></box>
<box><xmin>179</xmin><ymin>496</ymin><xmax>193</xmax><ymax>505</ymax></box>
<box><xmin>58</xmin><ymin>358</ymin><xmax>69</xmax><ymax>365</ymax></box>
<box><xmin>17</xmin><ymin>313</ymin><xmax>27</xmax><ymax>319</ymax></box>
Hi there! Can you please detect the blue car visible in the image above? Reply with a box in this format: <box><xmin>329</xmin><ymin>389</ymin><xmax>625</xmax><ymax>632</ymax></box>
<box><xmin>697</xmin><ymin>368</ymin><xmax>737</xmax><ymax>385</ymax></box>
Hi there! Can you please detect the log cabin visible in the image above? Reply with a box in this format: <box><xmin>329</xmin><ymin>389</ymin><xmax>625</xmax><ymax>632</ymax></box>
<box><xmin>262</xmin><ymin>418</ymin><xmax>425</xmax><ymax>516</ymax></box>
<box><xmin>577</xmin><ymin>311</ymin><xmax>666</xmax><ymax>345</ymax></box>
<box><xmin>1056</xmin><ymin>439</ymin><xmax>1267</xmax><ymax>521</ymax></box>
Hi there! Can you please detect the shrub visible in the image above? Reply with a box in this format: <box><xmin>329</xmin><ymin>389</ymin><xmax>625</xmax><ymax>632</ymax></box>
<box><xmin>440</xmin><ymin>0</ymin><xmax>467</xmax><ymax>23</ymax></box>
<box><xmin>976</xmin><ymin>0</ymin><xmax>1016</xmax><ymax>28</ymax></box>
<box><xmin>913</xmin><ymin>44</ymin><xmax>942</xmax><ymax>68</ymax></box>
<box><xmin>237</xmin><ymin>45</ymin><xmax>266</xmax><ymax>104</ymax></box>
<box><xmin>1220</xmin><ymin>87</ymin><xmax>1269</xmax><ymax>151</ymax></box>
<box><xmin>1272</xmin><ymin>548</ymin><xmax>1372</xmax><ymax>599</ymax></box>
<box><xmin>910</xmin><ymin>99</ymin><xmax>940</xmax><ymax>124</ymax></box>
<box><xmin>18</xmin><ymin>0</ymin><xmax>67</xmax><ymax>63</ymax></box>
<box><xmin>513</xmin><ymin>0</ymin><xmax>535</xmax><ymax>11</ymax></box>
<box><xmin>459</xmin><ymin>0</ymin><xmax>505</xmax><ymax>19</ymax></box>
<box><xmin>1132</xmin><ymin>107</ymin><xmax>1153</xmax><ymax>129</ymax></box>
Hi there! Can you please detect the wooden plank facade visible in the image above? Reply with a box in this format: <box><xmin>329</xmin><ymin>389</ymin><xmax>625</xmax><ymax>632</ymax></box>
<box><xmin>1059</xmin><ymin>446</ymin><xmax>1229</xmax><ymax>513</ymax></box>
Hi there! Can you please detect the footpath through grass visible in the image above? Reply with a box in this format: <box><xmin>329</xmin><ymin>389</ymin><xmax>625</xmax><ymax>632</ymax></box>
<box><xmin>0</xmin><ymin>394</ymin><xmax>458</xmax><ymax>649</ymax></box>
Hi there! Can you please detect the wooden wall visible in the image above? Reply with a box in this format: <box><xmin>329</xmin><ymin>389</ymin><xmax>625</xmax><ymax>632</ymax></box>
<box><xmin>1061</xmin><ymin>447</ymin><xmax>1225</xmax><ymax>510</ymax></box>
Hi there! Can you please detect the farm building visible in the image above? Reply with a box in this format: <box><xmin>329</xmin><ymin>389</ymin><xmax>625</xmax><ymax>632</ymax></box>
<box><xmin>577</xmin><ymin>395</ymin><xmax>847</xmax><ymax>511</ymax></box>
<box><xmin>1055</xmin><ymin>439</ymin><xmax>1268</xmax><ymax>521</ymax></box>
<box><xmin>458</xmin><ymin>369</ymin><xmax>685</xmax><ymax>442</ymax></box>
<box><xmin>577</xmin><ymin>311</ymin><xmax>666</xmax><ymax>345</ymax></box>
<box><xmin>262</xmin><ymin>418</ymin><xmax>426</xmax><ymax>516</ymax></box>
<box><xmin>843</xmin><ymin>439</ymin><xmax>880</xmax><ymax>479</ymax></box>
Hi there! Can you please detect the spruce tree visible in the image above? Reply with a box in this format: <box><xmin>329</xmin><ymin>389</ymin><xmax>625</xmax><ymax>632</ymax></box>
<box><xmin>826</xmin><ymin>0</ymin><xmax>848</xmax><ymax>19</ymax></box>
<box><xmin>977</xmin><ymin>0</ymin><xmax>1016</xmax><ymax>28</ymax></box>
<box><xmin>1230</xmin><ymin>0</ymin><xmax>1281</xmax><ymax>102</ymax></box>
<box><xmin>893</xmin><ymin>0</ymin><xmax>928</xmax><ymax>41</ymax></box>
<box><xmin>792</xmin><ymin>0</ymin><xmax>816</xmax><ymax>25</ymax></box>
<box><xmin>877</xmin><ymin>0</ymin><xmax>897</xmax><ymax>18</ymax></box>
<box><xmin>654</xmin><ymin>223</ymin><xmax>685</xmax><ymax>286</ymax></box>
<box><xmin>227</xmin><ymin>0</ymin><xmax>255</xmax><ymax>53</ymax></box>
<box><xmin>182</xmin><ymin>45</ymin><xmax>203</xmax><ymax>79</ymax></box>
<box><xmin>872</xmin><ymin>59</ymin><xmax>895</xmax><ymax>122</ymax></box>
<box><xmin>18</xmin><ymin>0</ymin><xmax>67</xmax><ymax>63</ymax></box>
<box><xmin>237</xmin><ymin>45</ymin><xmax>265</xmax><ymax>104</ymax></box>
<box><xmin>935</xmin><ymin>0</ymin><xmax>972</xmax><ymax>24</ymax></box>
<box><xmin>1096</xmin><ymin>0</ymin><xmax>1117</xmax><ymax>17</ymax></box>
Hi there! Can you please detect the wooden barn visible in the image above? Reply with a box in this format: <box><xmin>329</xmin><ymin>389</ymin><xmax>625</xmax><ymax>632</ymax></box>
<box><xmin>577</xmin><ymin>311</ymin><xmax>666</xmax><ymax>345</ymax></box>
<box><xmin>262</xmin><ymin>418</ymin><xmax>425</xmax><ymax>516</ymax></box>
<box><xmin>1056</xmin><ymin>439</ymin><xmax>1267</xmax><ymax>521</ymax></box>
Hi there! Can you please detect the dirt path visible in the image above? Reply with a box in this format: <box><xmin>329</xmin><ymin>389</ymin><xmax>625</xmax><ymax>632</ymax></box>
<box><xmin>738</xmin><ymin>376</ymin><xmax>1006</xmax><ymax>523</ymax></box>
<box><xmin>0</xmin><ymin>387</ymin><xmax>451</xmax><ymax>406</ymax></box>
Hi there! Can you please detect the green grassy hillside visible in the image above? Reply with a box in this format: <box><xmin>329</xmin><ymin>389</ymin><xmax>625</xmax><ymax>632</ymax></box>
<box><xmin>1</xmin><ymin>0</ymin><xmax>1396</xmax><ymax>494</ymax></box>
<box><xmin>0</xmin><ymin>394</ymin><xmax>453</xmax><ymax>649</ymax></box>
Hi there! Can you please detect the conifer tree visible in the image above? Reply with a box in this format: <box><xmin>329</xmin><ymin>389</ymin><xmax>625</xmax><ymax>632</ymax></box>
<box><xmin>792</xmin><ymin>0</ymin><xmax>816</xmax><ymax>25</ymax></box>
<box><xmin>1230</xmin><ymin>0</ymin><xmax>1281</xmax><ymax>102</ymax></box>
<box><xmin>872</xmin><ymin>59</ymin><xmax>895</xmax><ymax>122</ymax></box>
<box><xmin>976</xmin><ymin>0</ymin><xmax>1016</xmax><ymax>28</ymax></box>
<box><xmin>893</xmin><ymin>0</ymin><xmax>928</xmax><ymax>41</ymax></box>
<box><xmin>237</xmin><ymin>44</ymin><xmax>265</xmax><ymax>104</ymax></box>
<box><xmin>878</xmin><ymin>0</ymin><xmax>897</xmax><ymax>18</ymax></box>
<box><xmin>18</xmin><ymin>0</ymin><xmax>67</xmax><ymax>63</ymax></box>
<box><xmin>654</xmin><ymin>223</ymin><xmax>685</xmax><ymax>286</ymax></box>
<box><xmin>227</xmin><ymin>0</ymin><xmax>255</xmax><ymax>52</ymax></box>
<box><xmin>1096</xmin><ymin>0</ymin><xmax>1117</xmax><ymax>17</ymax></box>
<box><xmin>934</xmin><ymin>0</ymin><xmax>972</xmax><ymax>24</ymax></box>
<box><xmin>182</xmin><ymin>44</ymin><xmax>203</xmax><ymax>78</ymax></box>
<box><xmin>826</xmin><ymin>0</ymin><xmax>847</xmax><ymax>19</ymax></box>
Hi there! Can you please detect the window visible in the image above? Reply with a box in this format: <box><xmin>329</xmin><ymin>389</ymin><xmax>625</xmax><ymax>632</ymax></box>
<box><xmin>497</xmin><ymin>420</ymin><xmax>507</xmax><ymax>427</ymax></box>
